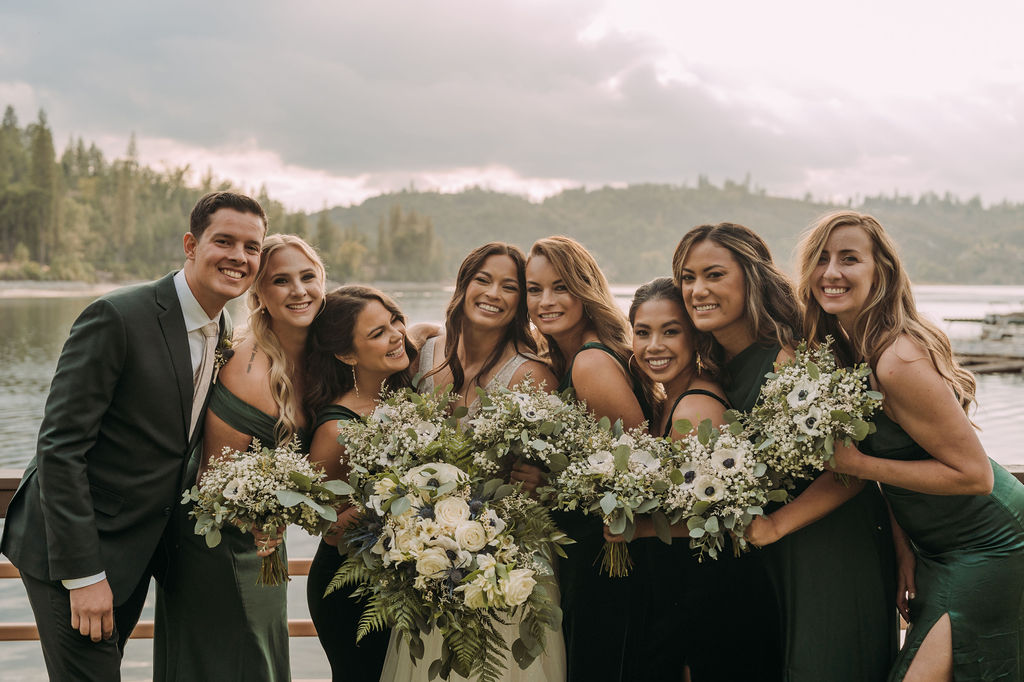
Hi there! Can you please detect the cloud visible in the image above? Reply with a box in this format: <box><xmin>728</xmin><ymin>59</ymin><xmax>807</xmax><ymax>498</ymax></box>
<box><xmin>2</xmin><ymin>0</ymin><xmax>1023</xmax><ymax>207</ymax></box>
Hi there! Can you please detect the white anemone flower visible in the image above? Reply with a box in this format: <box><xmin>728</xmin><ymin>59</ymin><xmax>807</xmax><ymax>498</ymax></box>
<box><xmin>675</xmin><ymin>462</ymin><xmax>699</xmax><ymax>488</ymax></box>
<box><xmin>222</xmin><ymin>478</ymin><xmax>245</xmax><ymax>501</ymax></box>
<box><xmin>629</xmin><ymin>450</ymin><xmax>661</xmax><ymax>472</ymax></box>
<box><xmin>710</xmin><ymin>447</ymin><xmax>744</xmax><ymax>472</ymax></box>
<box><xmin>794</xmin><ymin>406</ymin><xmax>824</xmax><ymax>437</ymax></box>
<box><xmin>405</xmin><ymin>462</ymin><xmax>468</xmax><ymax>488</ymax></box>
<box><xmin>787</xmin><ymin>378</ymin><xmax>819</xmax><ymax>410</ymax></box>
<box><xmin>586</xmin><ymin>450</ymin><xmax>615</xmax><ymax>476</ymax></box>
<box><xmin>693</xmin><ymin>474</ymin><xmax>726</xmax><ymax>502</ymax></box>
<box><xmin>413</xmin><ymin>420</ymin><xmax>440</xmax><ymax>445</ymax></box>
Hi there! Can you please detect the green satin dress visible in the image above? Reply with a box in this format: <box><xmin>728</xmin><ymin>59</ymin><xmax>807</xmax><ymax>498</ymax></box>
<box><xmin>154</xmin><ymin>383</ymin><xmax>306</xmax><ymax>682</ymax></box>
<box><xmin>860</xmin><ymin>411</ymin><xmax>1024</xmax><ymax>681</ymax></box>
<box><xmin>726</xmin><ymin>343</ymin><xmax>897</xmax><ymax>682</ymax></box>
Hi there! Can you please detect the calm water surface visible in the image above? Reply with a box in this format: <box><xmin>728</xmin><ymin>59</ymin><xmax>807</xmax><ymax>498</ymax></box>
<box><xmin>1</xmin><ymin>283</ymin><xmax>1023</xmax><ymax>680</ymax></box>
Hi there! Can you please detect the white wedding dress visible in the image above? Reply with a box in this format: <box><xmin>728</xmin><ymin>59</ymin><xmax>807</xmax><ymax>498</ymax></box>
<box><xmin>378</xmin><ymin>338</ymin><xmax>567</xmax><ymax>682</ymax></box>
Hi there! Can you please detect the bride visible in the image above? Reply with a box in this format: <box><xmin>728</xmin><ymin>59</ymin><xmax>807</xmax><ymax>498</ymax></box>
<box><xmin>379</xmin><ymin>242</ymin><xmax>563</xmax><ymax>682</ymax></box>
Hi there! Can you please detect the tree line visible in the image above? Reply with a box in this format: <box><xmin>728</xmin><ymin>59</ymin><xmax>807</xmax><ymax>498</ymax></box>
<box><xmin>2</xmin><ymin>104</ymin><xmax>1022</xmax><ymax>285</ymax></box>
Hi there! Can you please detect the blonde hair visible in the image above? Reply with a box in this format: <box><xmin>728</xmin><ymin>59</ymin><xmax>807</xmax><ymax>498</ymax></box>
<box><xmin>796</xmin><ymin>210</ymin><xmax>976</xmax><ymax>414</ymax></box>
<box><xmin>247</xmin><ymin>234</ymin><xmax>327</xmax><ymax>445</ymax></box>
<box><xmin>528</xmin><ymin>236</ymin><xmax>656</xmax><ymax>407</ymax></box>
<box><xmin>671</xmin><ymin>223</ymin><xmax>801</xmax><ymax>377</ymax></box>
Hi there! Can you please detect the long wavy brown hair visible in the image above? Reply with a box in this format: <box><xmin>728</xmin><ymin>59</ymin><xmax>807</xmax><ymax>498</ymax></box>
<box><xmin>797</xmin><ymin>210</ymin><xmax>976</xmax><ymax>414</ymax></box>
<box><xmin>302</xmin><ymin>285</ymin><xmax>415</xmax><ymax>421</ymax></box>
<box><xmin>671</xmin><ymin>223</ymin><xmax>802</xmax><ymax>379</ymax></box>
<box><xmin>246</xmin><ymin>234</ymin><xmax>325</xmax><ymax>446</ymax></box>
<box><xmin>529</xmin><ymin>236</ymin><xmax>657</xmax><ymax>406</ymax></box>
<box><xmin>423</xmin><ymin>242</ymin><xmax>538</xmax><ymax>395</ymax></box>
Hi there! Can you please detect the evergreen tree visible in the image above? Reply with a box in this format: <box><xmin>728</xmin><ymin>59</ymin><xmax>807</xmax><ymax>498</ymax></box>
<box><xmin>28</xmin><ymin>110</ymin><xmax>58</xmax><ymax>263</ymax></box>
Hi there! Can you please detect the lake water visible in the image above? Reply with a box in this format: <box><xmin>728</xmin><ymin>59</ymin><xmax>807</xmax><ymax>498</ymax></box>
<box><xmin>1</xmin><ymin>283</ymin><xmax>1023</xmax><ymax>680</ymax></box>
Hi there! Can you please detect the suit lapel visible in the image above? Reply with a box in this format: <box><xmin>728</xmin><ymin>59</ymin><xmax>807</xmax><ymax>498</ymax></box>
<box><xmin>156</xmin><ymin>272</ymin><xmax>193</xmax><ymax>443</ymax></box>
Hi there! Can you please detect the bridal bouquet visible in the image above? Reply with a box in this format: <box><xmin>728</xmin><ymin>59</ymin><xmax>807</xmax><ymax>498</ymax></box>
<box><xmin>337</xmin><ymin>386</ymin><xmax>472</xmax><ymax>473</ymax></box>
<box><xmin>660</xmin><ymin>419</ymin><xmax>782</xmax><ymax>560</ymax></box>
<box><xmin>554</xmin><ymin>422</ymin><xmax>676</xmax><ymax>576</ymax></box>
<box><xmin>744</xmin><ymin>337</ymin><xmax>883</xmax><ymax>480</ymax></box>
<box><xmin>466</xmin><ymin>378</ymin><xmax>595</xmax><ymax>493</ymax></box>
<box><xmin>183</xmin><ymin>437</ymin><xmax>352</xmax><ymax>585</ymax></box>
<box><xmin>329</xmin><ymin>461</ymin><xmax>571</xmax><ymax>682</ymax></box>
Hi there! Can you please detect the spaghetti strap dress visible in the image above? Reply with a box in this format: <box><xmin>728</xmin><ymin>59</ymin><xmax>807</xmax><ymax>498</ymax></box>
<box><xmin>306</xmin><ymin>404</ymin><xmax>391</xmax><ymax>682</ymax></box>
<box><xmin>380</xmin><ymin>337</ymin><xmax>566</xmax><ymax>682</ymax></box>
<box><xmin>154</xmin><ymin>382</ymin><xmax>306</xmax><ymax>682</ymax></box>
<box><xmin>860</xmin><ymin>411</ymin><xmax>1024</xmax><ymax>681</ymax></box>
<box><xmin>726</xmin><ymin>343</ymin><xmax>896</xmax><ymax>682</ymax></box>
<box><xmin>556</xmin><ymin>341</ymin><xmax>660</xmax><ymax>682</ymax></box>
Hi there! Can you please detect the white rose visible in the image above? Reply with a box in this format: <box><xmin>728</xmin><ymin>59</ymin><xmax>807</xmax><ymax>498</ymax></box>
<box><xmin>415</xmin><ymin>546</ymin><xmax>450</xmax><ymax>577</ymax></box>
<box><xmin>787</xmin><ymin>379</ymin><xmax>819</xmax><ymax>410</ymax></box>
<box><xmin>373</xmin><ymin>478</ymin><xmax>397</xmax><ymax>497</ymax></box>
<box><xmin>434</xmin><ymin>497</ymin><xmax>471</xmax><ymax>528</ymax></box>
<box><xmin>460</xmin><ymin>580</ymin><xmax>489</xmax><ymax>609</ymax></box>
<box><xmin>394</xmin><ymin>528</ymin><xmax>424</xmax><ymax>555</ymax></box>
<box><xmin>476</xmin><ymin>553</ymin><xmax>497</xmax><ymax>571</ymax></box>
<box><xmin>454</xmin><ymin>521</ymin><xmax>488</xmax><ymax>551</ymax></box>
<box><xmin>502</xmin><ymin>568</ymin><xmax>537</xmax><ymax>606</ymax></box>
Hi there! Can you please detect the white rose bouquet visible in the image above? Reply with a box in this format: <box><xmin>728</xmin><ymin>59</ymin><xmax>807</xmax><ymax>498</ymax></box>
<box><xmin>329</xmin><ymin>462</ymin><xmax>572</xmax><ymax>682</ymax></box>
<box><xmin>338</xmin><ymin>385</ymin><xmax>472</xmax><ymax>473</ymax></box>
<box><xmin>183</xmin><ymin>437</ymin><xmax>352</xmax><ymax>585</ymax></box>
<box><xmin>660</xmin><ymin>419</ymin><xmax>783</xmax><ymax>560</ymax></box>
<box><xmin>743</xmin><ymin>337</ymin><xmax>883</xmax><ymax>481</ymax></box>
<box><xmin>553</xmin><ymin>422</ymin><xmax>676</xmax><ymax>576</ymax></box>
<box><xmin>466</xmin><ymin>378</ymin><xmax>596</xmax><ymax>494</ymax></box>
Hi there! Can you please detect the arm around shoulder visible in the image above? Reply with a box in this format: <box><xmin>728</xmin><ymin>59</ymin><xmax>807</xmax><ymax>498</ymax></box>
<box><xmin>571</xmin><ymin>350</ymin><xmax>646</xmax><ymax>430</ymax></box>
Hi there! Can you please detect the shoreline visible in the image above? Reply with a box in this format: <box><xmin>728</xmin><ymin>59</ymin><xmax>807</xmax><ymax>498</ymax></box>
<box><xmin>0</xmin><ymin>279</ymin><xmax>457</xmax><ymax>300</ymax></box>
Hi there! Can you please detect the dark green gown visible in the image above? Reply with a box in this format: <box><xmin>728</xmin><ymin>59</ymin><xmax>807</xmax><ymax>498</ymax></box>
<box><xmin>154</xmin><ymin>383</ymin><xmax>305</xmax><ymax>682</ymax></box>
<box><xmin>860</xmin><ymin>412</ymin><xmax>1024</xmax><ymax>681</ymax></box>
<box><xmin>727</xmin><ymin>343</ymin><xmax>897</xmax><ymax>682</ymax></box>
<box><xmin>557</xmin><ymin>341</ymin><xmax>660</xmax><ymax>682</ymax></box>
<box><xmin>306</xmin><ymin>404</ymin><xmax>390</xmax><ymax>681</ymax></box>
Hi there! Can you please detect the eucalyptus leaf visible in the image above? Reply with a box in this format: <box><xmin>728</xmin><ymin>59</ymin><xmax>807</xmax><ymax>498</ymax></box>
<box><xmin>807</xmin><ymin>361</ymin><xmax>820</xmax><ymax>380</ymax></box>
<box><xmin>852</xmin><ymin>419</ymin><xmax>870</xmax><ymax>440</ymax></box>
<box><xmin>753</xmin><ymin>462</ymin><xmax>767</xmax><ymax>477</ymax></box>
<box><xmin>511</xmin><ymin>639</ymin><xmax>533</xmax><ymax>669</ymax></box>
<box><xmin>275</xmin><ymin>489</ymin><xmax>309</xmax><ymax>507</ymax></box>
<box><xmin>321</xmin><ymin>480</ymin><xmax>354</xmax><ymax>496</ymax></box>
<box><xmin>436</xmin><ymin>481</ymin><xmax>457</xmax><ymax>496</ymax></box>
<box><xmin>598</xmin><ymin>416</ymin><xmax>611</xmax><ymax>431</ymax></box>
<box><xmin>287</xmin><ymin>471</ymin><xmax>312</xmax><ymax>491</ymax></box>
<box><xmin>205</xmin><ymin>527</ymin><xmax>222</xmax><ymax>548</ymax></box>
<box><xmin>547</xmin><ymin>452</ymin><xmax>569</xmax><ymax>472</ymax></box>
<box><xmin>539</xmin><ymin>421</ymin><xmax>555</xmax><ymax>436</ymax></box>
<box><xmin>613</xmin><ymin>445</ymin><xmax>631</xmax><ymax>472</ymax></box>
<box><xmin>494</xmin><ymin>484</ymin><xmax>516</xmax><ymax>500</ymax></box>
<box><xmin>704</xmin><ymin>516</ymin><xmax>720</xmax><ymax>533</ymax></box>
<box><xmin>669</xmin><ymin>468</ymin><xmax>685</xmax><ymax>485</ymax></box>
<box><xmin>697</xmin><ymin>419</ymin><xmax>713</xmax><ymax>445</ymax></box>
<box><xmin>531</xmin><ymin>439</ymin><xmax>550</xmax><ymax>451</ymax></box>
<box><xmin>824</xmin><ymin>434</ymin><xmax>834</xmax><ymax>455</ymax></box>
<box><xmin>672</xmin><ymin>419</ymin><xmax>693</xmax><ymax>437</ymax></box>
<box><xmin>767</xmin><ymin>489</ymin><xmax>789</xmax><ymax>502</ymax></box>
<box><xmin>866</xmin><ymin>390</ymin><xmax>884</xmax><ymax>400</ymax></box>
<box><xmin>689</xmin><ymin>527</ymin><xmax>706</xmax><ymax>538</ymax></box>
<box><xmin>482</xmin><ymin>478</ymin><xmax>502</xmax><ymax>498</ymax></box>
<box><xmin>390</xmin><ymin>496</ymin><xmax>412</xmax><ymax>516</ymax></box>
<box><xmin>609</xmin><ymin>512</ymin><xmax>627</xmax><ymax>535</ymax></box>
<box><xmin>636</xmin><ymin>499</ymin><xmax>659</xmax><ymax>513</ymax></box>
<box><xmin>599</xmin><ymin>492</ymin><xmax>618</xmax><ymax>516</ymax></box>
<box><xmin>830</xmin><ymin>410</ymin><xmax>851</xmax><ymax>423</ymax></box>
<box><xmin>686</xmin><ymin>516</ymin><xmax>705</xmax><ymax>530</ymax></box>
<box><xmin>729</xmin><ymin>421</ymin><xmax>744</xmax><ymax>436</ymax></box>
<box><xmin>652</xmin><ymin>511</ymin><xmax>672</xmax><ymax>545</ymax></box>
<box><xmin>651</xmin><ymin>479</ymin><xmax>668</xmax><ymax>494</ymax></box>
<box><xmin>452</xmin><ymin>405</ymin><xmax>469</xmax><ymax>419</ymax></box>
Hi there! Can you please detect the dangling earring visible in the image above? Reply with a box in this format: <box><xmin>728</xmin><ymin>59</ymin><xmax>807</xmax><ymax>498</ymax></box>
<box><xmin>695</xmin><ymin>352</ymin><xmax>704</xmax><ymax>376</ymax></box>
<box><xmin>351</xmin><ymin>365</ymin><xmax>360</xmax><ymax>398</ymax></box>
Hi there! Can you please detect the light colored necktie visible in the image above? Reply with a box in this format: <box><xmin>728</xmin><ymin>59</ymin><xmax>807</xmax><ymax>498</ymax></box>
<box><xmin>189</xmin><ymin>321</ymin><xmax>220</xmax><ymax>439</ymax></box>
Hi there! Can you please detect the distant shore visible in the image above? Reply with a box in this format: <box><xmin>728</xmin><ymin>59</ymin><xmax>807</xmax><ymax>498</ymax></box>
<box><xmin>0</xmin><ymin>278</ymin><xmax>455</xmax><ymax>299</ymax></box>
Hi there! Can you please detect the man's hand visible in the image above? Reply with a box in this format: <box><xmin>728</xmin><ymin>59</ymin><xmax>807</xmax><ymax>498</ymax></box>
<box><xmin>69</xmin><ymin>579</ymin><xmax>114</xmax><ymax>642</ymax></box>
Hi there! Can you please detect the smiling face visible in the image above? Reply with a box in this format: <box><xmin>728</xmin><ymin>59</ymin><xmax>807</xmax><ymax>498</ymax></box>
<box><xmin>677</xmin><ymin>239</ymin><xmax>749</xmax><ymax>342</ymax></box>
<box><xmin>631</xmin><ymin>297</ymin><xmax>695</xmax><ymax>391</ymax></box>
<box><xmin>183</xmin><ymin>207</ymin><xmax>264</xmax><ymax>316</ymax></box>
<box><xmin>811</xmin><ymin>224</ymin><xmax>876</xmax><ymax>331</ymax></box>
<box><xmin>462</xmin><ymin>254</ymin><xmax>520</xmax><ymax>331</ymax></box>
<box><xmin>341</xmin><ymin>299</ymin><xmax>409</xmax><ymax>377</ymax></box>
<box><xmin>525</xmin><ymin>253</ymin><xmax>586</xmax><ymax>338</ymax></box>
<box><xmin>257</xmin><ymin>245</ymin><xmax>326</xmax><ymax>331</ymax></box>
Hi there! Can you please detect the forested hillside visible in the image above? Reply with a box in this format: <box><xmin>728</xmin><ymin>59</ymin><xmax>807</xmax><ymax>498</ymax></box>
<box><xmin>2</xmin><ymin>105</ymin><xmax>1021</xmax><ymax>284</ymax></box>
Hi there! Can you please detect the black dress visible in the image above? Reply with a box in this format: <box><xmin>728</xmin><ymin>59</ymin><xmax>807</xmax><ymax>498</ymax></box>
<box><xmin>306</xmin><ymin>404</ymin><xmax>391</xmax><ymax>682</ymax></box>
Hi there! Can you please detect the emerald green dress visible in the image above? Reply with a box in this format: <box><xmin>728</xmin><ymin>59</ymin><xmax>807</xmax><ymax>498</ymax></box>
<box><xmin>860</xmin><ymin>412</ymin><xmax>1024</xmax><ymax>681</ymax></box>
<box><xmin>727</xmin><ymin>343</ymin><xmax>896</xmax><ymax>682</ymax></box>
<box><xmin>154</xmin><ymin>383</ymin><xmax>306</xmax><ymax>682</ymax></box>
<box><xmin>556</xmin><ymin>342</ymin><xmax>658</xmax><ymax>681</ymax></box>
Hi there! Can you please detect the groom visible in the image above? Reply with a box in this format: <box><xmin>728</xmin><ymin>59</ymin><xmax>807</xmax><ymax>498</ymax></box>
<box><xmin>0</xmin><ymin>191</ymin><xmax>266</xmax><ymax>680</ymax></box>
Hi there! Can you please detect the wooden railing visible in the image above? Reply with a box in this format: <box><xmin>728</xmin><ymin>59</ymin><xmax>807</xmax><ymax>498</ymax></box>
<box><xmin>0</xmin><ymin>469</ymin><xmax>319</xmax><ymax>642</ymax></box>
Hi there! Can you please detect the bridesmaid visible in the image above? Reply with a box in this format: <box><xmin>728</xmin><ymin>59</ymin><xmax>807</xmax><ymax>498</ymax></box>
<box><xmin>609</xmin><ymin>277</ymin><xmax>731</xmax><ymax>681</ymax></box>
<box><xmin>525</xmin><ymin>236</ymin><xmax>653</xmax><ymax>682</ymax></box>
<box><xmin>382</xmin><ymin>241</ymin><xmax>562</xmax><ymax>682</ymax></box>
<box><xmin>303</xmin><ymin>285</ymin><xmax>416</xmax><ymax>682</ymax></box>
<box><xmin>798</xmin><ymin>211</ymin><xmax>1024</xmax><ymax>681</ymax></box>
<box><xmin>155</xmin><ymin>234</ymin><xmax>326</xmax><ymax>681</ymax></box>
<box><xmin>671</xmin><ymin>222</ymin><xmax>896</xmax><ymax>682</ymax></box>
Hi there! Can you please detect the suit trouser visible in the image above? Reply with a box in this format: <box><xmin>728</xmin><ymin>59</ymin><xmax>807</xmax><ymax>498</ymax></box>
<box><xmin>21</xmin><ymin>569</ymin><xmax>151</xmax><ymax>682</ymax></box>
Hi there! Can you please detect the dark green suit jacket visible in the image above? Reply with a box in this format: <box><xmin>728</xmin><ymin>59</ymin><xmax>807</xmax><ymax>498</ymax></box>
<box><xmin>1</xmin><ymin>272</ymin><xmax>229</xmax><ymax>605</ymax></box>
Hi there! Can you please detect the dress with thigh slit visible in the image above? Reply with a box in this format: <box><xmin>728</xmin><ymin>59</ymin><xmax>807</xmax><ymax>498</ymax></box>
<box><xmin>860</xmin><ymin>411</ymin><xmax>1024</xmax><ymax>681</ymax></box>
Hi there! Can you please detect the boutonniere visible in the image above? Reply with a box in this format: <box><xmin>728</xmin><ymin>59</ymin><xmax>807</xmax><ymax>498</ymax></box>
<box><xmin>213</xmin><ymin>337</ymin><xmax>234</xmax><ymax>383</ymax></box>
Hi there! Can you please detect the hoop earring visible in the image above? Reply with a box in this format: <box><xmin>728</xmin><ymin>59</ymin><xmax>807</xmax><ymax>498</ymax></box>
<box><xmin>695</xmin><ymin>352</ymin><xmax>704</xmax><ymax>376</ymax></box>
<box><xmin>351</xmin><ymin>365</ymin><xmax>360</xmax><ymax>398</ymax></box>
<box><xmin>627</xmin><ymin>353</ymin><xmax>639</xmax><ymax>374</ymax></box>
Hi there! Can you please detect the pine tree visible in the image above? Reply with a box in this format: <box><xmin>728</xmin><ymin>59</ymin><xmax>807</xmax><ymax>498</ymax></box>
<box><xmin>28</xmin><ymin>110</ymin><xmax>58</xmax><ymax>263</ymax></box>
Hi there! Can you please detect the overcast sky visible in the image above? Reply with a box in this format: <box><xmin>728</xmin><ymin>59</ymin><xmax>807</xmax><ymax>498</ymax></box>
<box><xmin>2</xmin><ymin>0</ymin><xmax>1022</xmax><ymax>211</ymax></box>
